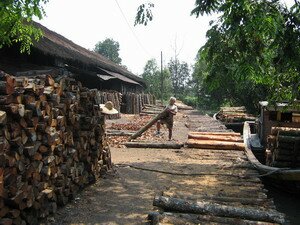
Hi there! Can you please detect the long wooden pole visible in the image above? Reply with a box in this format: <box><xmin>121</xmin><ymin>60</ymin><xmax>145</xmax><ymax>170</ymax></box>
<box><xmin>129</xmin><ymin>108</ymin><xmax>167</xmax><ymax>140</ymax></box>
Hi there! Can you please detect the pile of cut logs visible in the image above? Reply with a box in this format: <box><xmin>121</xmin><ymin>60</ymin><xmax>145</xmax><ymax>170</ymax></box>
<box><xmin>215</xmin><ymin>106</ymin><xmax>256</xmax><ymax>123</ymax></box>
<box><xmin>0</xmin><ymin>72</ymin><xmax>112</xmax><ymax>224</ymax></box>
<box><xmin>121</xmin><ymin>93</ymin><xmax>155</xmax><ymax>114</ymax></box>
<box><xmin>186</xmin><ymin>132</ymin><xmax>245</xmax><ymax>150</ymax></box>
<box><xmin>97</xmin><ymin>91</ymin><xmax>121</xmax><ymax>119</ymax></box>
<box><xmin>266</xmin><ymin>127</ymin><xmax>300</xmax><ymax>168</ymax></box>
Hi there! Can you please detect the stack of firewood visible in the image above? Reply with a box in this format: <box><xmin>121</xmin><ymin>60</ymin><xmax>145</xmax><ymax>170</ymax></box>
<box><xmin>265</xmin><ymin>127</ymin><xmax>300</xmax><ymax>168</ymax></box>
<box><xmin>216</xmin><ymin>106</ymin><xmax>256</xmax><ymax>123</ymax></box>
<box><xmin>97</xmin><ymin>91</ymin><xmax>121</xmax><ymax>119</ymax></box>
<box><xmin>0</xmin><ymin>72</ymin><xmax>112</xmax><ymax>224</ymax></box>
<box><xmin>122</xmin><ymin>93</ymin><xmax>155</xmax><ymax>114</ymax></box>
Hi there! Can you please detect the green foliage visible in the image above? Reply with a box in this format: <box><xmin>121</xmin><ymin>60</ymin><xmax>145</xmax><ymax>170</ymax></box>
<box><xmin>135</xmin><ymin>3</ymin><xmax>154</xmax><ymax>26</ymax></box>
<box><xmin>0</xmin><ymin>0</ymin><xmax>47</xmax><ymax>53</ymax></box>
<box><xmin>168</xmin><ymin>59</ymin><xmax>191</xmax><ymax>99</ymax></box>
<box><xmin>94</xmin><ymin>38</ymin><xmax>122</xmax><ymax>64</ymax></box>
<box><xmin>142</xmin><ymin>59</ymin><xmax>172</xmax><ymax>99</ymax></box>
<box><xmin>191</xmin><ymin>0</ymin><xmax>300</xmax><ymax>111</ymax></box>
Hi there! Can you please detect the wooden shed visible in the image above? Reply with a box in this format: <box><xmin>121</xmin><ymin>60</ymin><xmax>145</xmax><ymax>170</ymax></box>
<box><xmin>0</xmin><ymin>22</ymin><xmax>146</xmax><ymax>93</ymax></box>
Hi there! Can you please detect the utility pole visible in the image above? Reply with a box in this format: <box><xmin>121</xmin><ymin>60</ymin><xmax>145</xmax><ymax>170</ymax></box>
<box><xmin>160</xmin><ymin>51</ymin><xmax>163</xmax><ymax>104</ymax></box>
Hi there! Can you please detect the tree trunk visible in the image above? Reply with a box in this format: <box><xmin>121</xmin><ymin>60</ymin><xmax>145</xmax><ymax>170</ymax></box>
<box><xmin>153</xmin><ymin>196</ymin><xmax>285</xmax><ymax>224</ymax></box>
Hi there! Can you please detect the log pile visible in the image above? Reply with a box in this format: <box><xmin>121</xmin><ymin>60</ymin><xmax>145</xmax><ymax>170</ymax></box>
<box><xmin>97</xmin><ymin>91</ymin><xmax>121</xmax><ymax>119</ymax></box>
<box><xmin>265</xmin><ymin>127</ymin><xmax>300</xmax><ymax>168</ymax></box>
<box><xmin>186</xmin><ymin>132</ymin><xmax>245</xmax><ymax>150</ymax></box>
<box><xmin>0</xmin><ymin>72</ymin><xmax>112</xmax><ymax>224</ymax></box>
<box><xmin>215</xmin><ymin>106</ymin><xmax>256</xmax><ymax>123</ymax></box>
<box><xmin>122</xmin><ymin>93</ymin><xmax>155</xmax><ymax>114</ymax></box>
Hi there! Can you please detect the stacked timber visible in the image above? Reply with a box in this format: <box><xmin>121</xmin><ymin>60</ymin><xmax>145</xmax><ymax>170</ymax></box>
<box><xmin>186</xmin><ymin>132</ymin><xmax>245</xmax><ymax>150</ymax></box>
<box><xmin>122</xmin><ymin>93</ymin><xmax>155</xmax><ymax>114</ymax></box>
<box><xmin>215</xmin><ymin>106</ymin><xmax>256</xmax><ymax>123</ymax></box>
<box><xmin>140</xmin><ymin>104</ymin><xmax>164</xmax><ymax>116</ymax></box>
<box><xmin>0</xmin><ymin>72</ymin><xmax>112</xmax><ymax>224</ymax></box>
<box><xmin>265</xmin><ymin>127</ymin><xmax>300</xmax><ymax>168</ymax></box>
<box><xmin>97</xmin><ymin>91</ymin><xmax>121</xmax><ymax>119</ymax></box>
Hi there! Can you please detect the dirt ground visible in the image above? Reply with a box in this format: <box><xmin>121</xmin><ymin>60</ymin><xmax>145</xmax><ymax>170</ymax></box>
<box><xmin>45</xmin><ymin>110</ymin><xmax>254</xmax><ymax>225</ymax></box>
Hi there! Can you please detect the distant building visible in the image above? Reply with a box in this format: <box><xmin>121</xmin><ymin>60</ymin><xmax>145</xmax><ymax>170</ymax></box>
<box><xmin>0</xmin><ymin>22</ymin><xmax>146</xmax><ymax>93</ymax></box>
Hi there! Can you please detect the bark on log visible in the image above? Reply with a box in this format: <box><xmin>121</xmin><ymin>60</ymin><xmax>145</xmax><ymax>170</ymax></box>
<box><xmin>129</xmin><ymin>108</ymin><xmax>168</xmax><ymax>140</ymax></box>
<box><xmin>124</xmin><ymin>142</ymin><xmax>183</xmax><ymax>149</ymax></box>
<box><xmin>153</xmin><ymin>196</ymin><xmax>285</xmax><ymax>224</ymax></box>
<box><xmin>148</xmin><ymin>212</ymin><xmax>278</xmax><ymax>225</ymax></box>
<box><xmin>271</xmin><ymin>127</ymin><xmax>300</xmax><ymax>136</ymax></box>
<box><xmin>0</xmin><ymin>111</ymin><xmax>7</xmax><ymax>125</ymax></box>
<box><xmin>188</xmin><ymin>133</ymin><xmax>243</xmax><ymax>142</ymax></box>
<box><xmin>189</xmin><ymin>131</ymin><xmax>241</xmax><ymax>137</ymax></box>
<box><xmin>186</xmin><ymin>139</ymin><xmax>245</xmax><ymax>150</ymax></box>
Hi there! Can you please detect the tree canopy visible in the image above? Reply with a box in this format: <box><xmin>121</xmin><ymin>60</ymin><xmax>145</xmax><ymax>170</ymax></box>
<box><xmin>142</xmin><ymin>59</ymin><xmax>172</xmax><ymax>100</ymax></box>
<box><xmin>0</xmin><ymin>0</ymin><xmax>48</xmax><ymax>53</ymax></box>
<box><xmin>192</xmin><ymin>0</ymin><xmax>300</xmax><ymax>110</ymax></box>
<box><xmin>136</xmin><ymin>0</ymin><xmax>300</xmax><ymax>110</ymax></box>
<box><xmin>168</xmin><ymin>58</ymin><xmax>191</xmax><ymax>99</ymax></box>
<box><xmin>94</xmin><ymin>38</ymin><xmax>122</xmax><ymax>65</ymax></box>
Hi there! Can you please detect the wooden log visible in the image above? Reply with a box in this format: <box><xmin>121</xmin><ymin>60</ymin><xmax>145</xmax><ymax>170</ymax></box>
<box><xmin>153</xmin><ymin>196</ymin><xmax>285</xmax><ymax>224</ymax></box>
<box><xmin>148</xmin><ymin>212</ymin><xmax>277</xmax><ymax>225</ymax></box>
<box><xmin>186</xmin><ymin>139</ymin><xmax>245</xmax><ymax>150</ymax></box>
<box><xmin>271</xmin><ymin>127</ymin><xmax>300</xmax><ymax>136</ymax></box>
<box><xmin>162</xmin><ymin>191</ymin><xmax>273</xmax><ymax>207</ymax></box>
<box><xmin>129</xmin><ymin>108</ymin><xmax>168</xmax><ymax>140</ymax></box>
<box><xmin>188</xmin><ymin>133</ymin><xmax>243</xmax><ymax>142</ymax></box>
<box><xmin>124</xmin><ymin>142</ymin><xmax>183</xmax><ymax>149</ymax></box>
<box><xmin>188</xmin><ymin>131</ymin><xmax>241</xmax><ymax>137</ymax></box>
<box><xmin>277</xmin><ymin>135</ymin><xmax>300</xmax><ymax>143</ymax></box>
<box><xmin>0</xmin><ymin>111</ymin><xmax>7</xmax><ymax>125</ymax></box>
<box><xmin>0</xmin><ymin>81</ymin><xmax>15</xmax><ymax>95</ymax></box>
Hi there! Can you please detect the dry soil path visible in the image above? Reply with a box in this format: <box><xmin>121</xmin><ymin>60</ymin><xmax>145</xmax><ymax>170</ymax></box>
<box><xmin>46</xmin><ymin>110</ymin><xmax>273</xmax><ymax>224</ymax></box>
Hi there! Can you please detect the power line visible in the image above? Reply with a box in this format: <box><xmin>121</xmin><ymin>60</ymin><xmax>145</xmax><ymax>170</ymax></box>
<box><xmin>113</xmin><ymin>0</ymin><xmax>152</xmax><ymax>57</ymax></box>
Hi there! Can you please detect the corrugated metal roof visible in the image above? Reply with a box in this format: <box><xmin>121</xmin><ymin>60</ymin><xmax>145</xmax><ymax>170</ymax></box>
<box><xmin>101</xmin><ymin>68</ymin><xmax>142</xmax><ymax>86</ymax></box>
<box><xmin>97</xmin><ymin>74</ymin><xmax>116</xmax><ymax>81</ymax></box>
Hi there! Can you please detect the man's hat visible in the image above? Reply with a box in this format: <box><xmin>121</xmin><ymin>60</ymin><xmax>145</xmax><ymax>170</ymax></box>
<box><xmin>100</xmin><ymin>101</ymin><xmax>118</xmax><ymax>115</ymax></box>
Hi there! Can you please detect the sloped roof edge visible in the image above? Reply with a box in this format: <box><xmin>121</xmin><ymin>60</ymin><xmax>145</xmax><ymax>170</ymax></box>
<box><xmin>32</xmin><ymin>21</ymin><xmax>145</xmax><ymax>86</ymax></box>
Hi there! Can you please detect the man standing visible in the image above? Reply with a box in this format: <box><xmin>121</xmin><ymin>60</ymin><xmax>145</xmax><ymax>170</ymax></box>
<box><xmin>156</xmin><ymin>97</ymin><xmax>178</xmax><ymax>141</ymax></box>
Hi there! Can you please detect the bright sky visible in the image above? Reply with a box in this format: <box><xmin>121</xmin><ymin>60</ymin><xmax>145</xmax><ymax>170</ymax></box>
<box><xmin>40</xmin><ymin>0</ymin><xmax>294</xmax><ymax>75</ymax></box>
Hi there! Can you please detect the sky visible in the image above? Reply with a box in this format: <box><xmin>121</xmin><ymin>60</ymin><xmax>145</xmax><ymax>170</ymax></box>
<box><xmin>40</xmin><ymin>0</ymin><xmax>294</xmax><ymax>75</ymax></box>
<box><xmin>39</xmin><ymin>0</ymin><xmax>217</xmax><ymax>75</ymax></box>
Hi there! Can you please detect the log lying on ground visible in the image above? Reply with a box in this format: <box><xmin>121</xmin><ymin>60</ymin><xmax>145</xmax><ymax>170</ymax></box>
<box><xmin>188</xmin><ymin>133</ymin><xmax>243</xmax><ymax>142</ymax></box>
<box><xmin>148</xmin><ymin>212</ymin><xmax>277</xmax><ymax>225</ymax></box>
<box><xmin>106</xmin><ymin>129</ymin><xmax>135</xmax><ymax>136</ymax></box>
<box><xmin>153</xmin><ymin>196</ymin><xmax>285</xmax><ymax>224</ymax></box>
<box><xmin>129</xmin><ymin>108</ymin><xmax>168</xmax><ymax>140</ymax></box>
<box><xmin>186</xmin><ymin>139</ymin><xmax>245</xmax><ymax>150</ymax></box>
<box><xmin>124</xmin><ymin>142</ymin><xmax>183</xmax><ymax>149</ymax></box>
<box><xmin>162</xmin><ymin>191</ymin><xmax>273</xmax><ymax>207</ymax></box>
<box><xmin>189</xmin><ymin>131</ymin><xmax>241</xmax><ymax>137</ymax></box>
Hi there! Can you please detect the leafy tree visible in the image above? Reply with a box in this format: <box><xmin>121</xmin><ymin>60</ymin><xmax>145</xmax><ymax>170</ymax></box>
<box><xmin>191</xmin><ymin>0</ymin><xmax>300</xmax><ymax>109</ymax></box>
<box><xmin>136</xmin><ymin>1</ymin><xmax>300</xmax><ymax>108</ymax></box>
<box><xmin>94</xmin><ymin>38</ymin><xmax>122</xmax><ymax>64</ymax></box>
<box><xmin>142</xmin><ymin>59</ymin><xmax>172</xmax><ymax>100</ymax></box>
<box><xmin>168</xmin><ymin>59</ymin><xmax>191</xmax><ymax>99</ymax></box>
<box><xmin>0</xmin><ymin>0</ymin><xmax>48</xmax><ymax>53</ymax></box>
